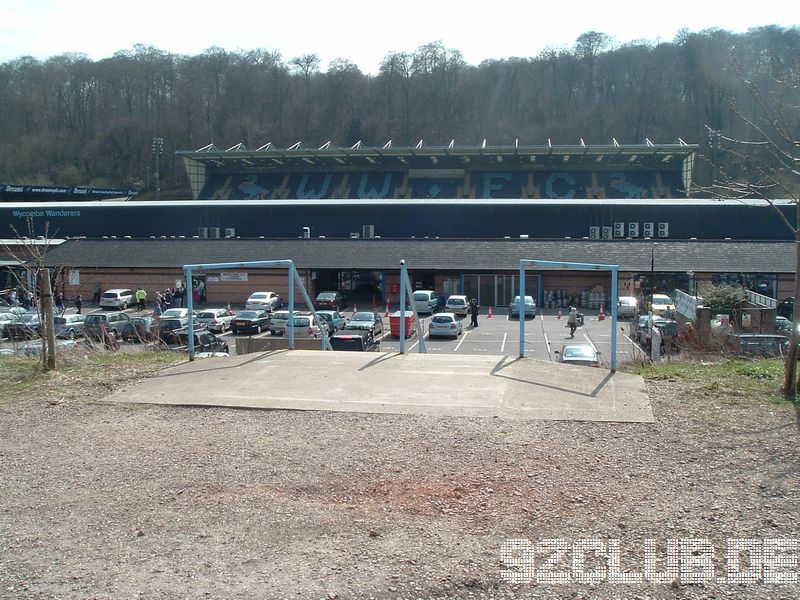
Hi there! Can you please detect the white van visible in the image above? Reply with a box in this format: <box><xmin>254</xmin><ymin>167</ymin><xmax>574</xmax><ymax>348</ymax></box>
<box><xmin>412</xmin><ymin>290</ymin><xmax>438</xmax><ymax>314</ymax></box>
<box><xmin>100</xmin><ymin>288</ymin><xmax>134</xmax><ymax>311</ymax></box>
<box><xmin>444</xmin><ymin>294</ymin><xmax>469</xmax><ymax>316</ymax></box>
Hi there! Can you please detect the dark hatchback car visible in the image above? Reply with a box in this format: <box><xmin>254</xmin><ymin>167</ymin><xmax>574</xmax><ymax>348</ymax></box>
<box><xmin>156</xmin><ymin>317</ymin><xmax>194</xmax><ymax>344</ymax></box>
<box><xmin>314</xmin><ymin>291</ymin><xmax>345</xmax><ymax>310</ymax></box>
<box><xmin>344</xmin><ymin>311</ymin><xmax>384</xmax><ymax>335</ymax></box>
<box><xmin>172</xmin><ymin>329</ymin><xmax>229</xmax><ymax>354</ymax></box>
<box><xmin>329</xmin><ymin>330</ymin><xmax>380</xmax><ymax>351</ymax></box>
<box><xmin>231</xmin><ymin>309</ymin><xmax>271</xmax><ymax>335</ymax></box>
<box><xmin>726</xmin><ymin>333</ymin><xmax>790</xmax><ymax>358</ymax></box>
<box><xmin>5</xmin><ymin>312</ymin><xmax>41</xmax><ymax>340</ymax></box>
<box><xmin>122</xmin><ymin>316</ymin><xmax>158</xmax><ymax>343</ymax></box>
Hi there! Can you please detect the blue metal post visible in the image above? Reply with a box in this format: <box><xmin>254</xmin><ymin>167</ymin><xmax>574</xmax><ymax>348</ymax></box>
<box><xmin>399</xmin><ymin>260</ymin><xmax>406</xmax><ymax>353</ymax></box>
<box><xmin>185</xmin><ymin>267</ymin><xmax>195</xmax><ymax>361</ymax></box>
<box><xmin>288</xmin><ymin>263</ymin><xmax>295</xmax><ymax>350</ymax></box>
<box><xmin>519</xmin><ymin>266</ymin><xmax>526</xmax><ymax>358</ymax></box>
<box><xmin>610</xmin><ymin>268</ymin><xmax>618</xmax><ymax>371</ymax></box>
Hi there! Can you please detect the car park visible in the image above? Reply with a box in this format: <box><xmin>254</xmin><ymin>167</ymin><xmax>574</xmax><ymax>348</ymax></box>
<box><xmin>428</xmin><ymin>312</ymin><xmax>463</xmax><ymax>338</ymax></box>
<box><xmin>412</xmin><ymin>290</ymin><xmax>438</xmax><ymax>314</ymax></box>
<box><xmin>344</xmin><ymin>311</ymin><xmax>384</xmax><ymax>335</ymax></box>
<box><xmin>777</xmin><ymin>297</ymin><xmax>795</xmax><ymax>320</ymax></box>
<box><xmin>329</xmin><ymin>330</ymin><xmax>380</xmax><ymax>351</ymax></box>
<box><xmin>100</xmin><ymin>288</ymin><xmax>134</xmax><ymax>311</ymax></box>
<box><xmin>231</xmin><ymin>309</ymin><xmax>271</xmax><ymax>335</ymax></box>
<box><xmin>555</xmin><ymin>343</ymin><xmax>602</xmax><ymax>367</ymax></box>
<box><xmin>315</xmin><ymin>309</ymin><xmax>347</xmax><ymax>334</ymax></box>
<box><xmin>121</xmin><ymin>316</ymin><xmax>158</xmax><ymax>342</ymax></box>
<box><xmin>314</xmin><ymin>291</ymin><xmax>345</xmax><ymax>310</ymax></box>
<box><xmin>54</xmin><ymin>314</ymin><xmax>86</xmax><ymax>339</ymax></box>
<box><xmin>5</xmin><ymin>311</ymin><xmax>41</xmax><ymax>340</ymax></box>
<box><xmin>245</xmin><ymin>291</ymin><xmax>282</xmax><ymax>311</ymax></box>
<box><xmin>196</xmin><ymin>308</ymin><xmax>235</xmax><ymax>332</ymax></box>
<box><xmin>617</xmin><ymin>296</ymin><xmax>639</xmax><ymax>320</ymax></box>
<box><xmin>84</xmin><ymin>311</ymin><xmax>131</xmax><ymax>340</ymax></box>
<box><xmin>284</xmin><ymin>314</ymin><xmax>324</xmax><ymax>339</ymax></box>
<box><xmin>509</xmin><ymin>295</ymin><xmax>537</xmax><ymax>319</ymax></box>
<box><xmin>444</xmin><ymin>295</ymin><xmax>469</xmax><ymax>317</ymax></box>
<box><xmin>650</xmin><ymin>293</ymin><xmax>675</xmax><ymax>317</ymax></box>
<box><xmin>172</xmin><ymin>328</ymin><xmax>229</xmax><ymax>355</ymax></box>
<box><xmin>268</xmin><ymin>310</ymin><xmax>300</xmax><ymax>335</ymax></box>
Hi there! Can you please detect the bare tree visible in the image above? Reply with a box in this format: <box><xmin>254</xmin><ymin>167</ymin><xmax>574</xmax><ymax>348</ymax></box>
<box><xmin>702</xmin><ymin>58</ymin><xmax>800</xmax><ymax>396</ymax></box>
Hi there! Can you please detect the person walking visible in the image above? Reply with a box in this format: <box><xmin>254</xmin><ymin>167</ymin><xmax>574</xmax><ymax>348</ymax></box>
<box><xmin>135</xmin><ymin>287</ymin><xmax>147</xmax><ymax>311</ymax></box>
<box><xmin>55</xmin><ymin>290</ymin><xmax>65</xmax><ymax>315</ymax></box>
<box><xmin>163</xmin><ymin>288</ymin><xmax>173</xmax><ymax>310</ymax></box>
<box><xmin>567</xmin><ymin>306</ymin><xmax>578</xmax><ymax>338</ymax></box>
<box><xmin>468</xmin><ymin>298</ymin><xmax>480</xmax><ymax>328</ymax></box>
<box><xmin>74</xmin><ymin>294</ymin><xmax>83</xmax><ymax>315</ymax></box>
<box><xmin>92</xmin><ymin>281</ymin><xmax>102</xmax><ymax>304</ymax></box>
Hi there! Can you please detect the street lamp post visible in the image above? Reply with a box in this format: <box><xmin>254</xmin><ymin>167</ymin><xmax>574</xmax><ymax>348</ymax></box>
<box><xmin>152</xmin><ymin>137</ymin><xmax>164</xmax><ymax>202</ymax></box>
<box><xmin>650</xmin><ymin>243</ymin><xmax>658</xmax><ymax>314</ymax></box>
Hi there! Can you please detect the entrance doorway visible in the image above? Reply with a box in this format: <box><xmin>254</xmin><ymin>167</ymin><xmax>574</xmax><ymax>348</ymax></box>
<box><xmin>463</xmin><ymin>274</ymin><xmax>540</xmax><ymax>307</ymax></box>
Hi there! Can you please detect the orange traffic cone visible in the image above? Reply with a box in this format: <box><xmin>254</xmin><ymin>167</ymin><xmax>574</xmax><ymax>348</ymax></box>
<box><xmin>384</xmin><ymin>303</ymin><xmax>390</xmax><ymax>318</ymax></box>
<box><xmin>557</xmin><ymin>309</ymin><xmax>562</xmax><ymax>319</ymax></box>
<box><xmin>598</xmin><ymin>304</ymin><xmax>605</xmax><ymax>321</ymax></box>
<box><xmin>487</xmin><ymin>306</ymin><xmax>494</xmax><ymax>319</ymax></box>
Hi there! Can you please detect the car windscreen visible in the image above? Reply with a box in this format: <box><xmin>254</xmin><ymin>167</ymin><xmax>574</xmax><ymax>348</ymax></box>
<box><xmin>197</xmin><ymin>312</ymin><xmax>217</xmax><ymax>319</ymax></box>
<box><xmin>619</xmin><ymin>298</ymin><xmax>637</xmax><ymax>306</ymax></box>
<box><xmin>432</xmin><ymin>315</ymin><xmax>454</xmax><ymax>324</ymax></box>
<box><xmin>352</xmin><ymin>312</ymin><xmax>374</xmax><ymax>321</ymax></box>
<box><xmin>291</xmin><ymin>317</ymin><xmax>311</xmax><ymax>327</ymax></box>
<box><xmin>317</xmin><ymin>293</ymin><xmax>335</xmax><ymax>300</ymax></box>
<box><xmin>271</xmin><ymin>311</ymin><xmax>290</xmax><ymax>319</ymax></box>
<box><xmin>652</xmin><ymin>297</ymin><xmax>671</xmax><ymax>305</ymax></box>
<box><xmin>236</xmin><ymin>311</ymin><xmax>260</xmax><ymax>319</ymax></box>
<box><xmin>412</xmin><ymin>292</ymin><xmax>428</xmax><ymax>301</ymax></box>
<box><xmin>101</xmin><ymin>292</ymin><xmax>118</xmax><ymax>299</ymax></box>
<box><xmin>563</xmin><ymin>346</ymin><xmax>595</xmax><ymax>358</ymax></box>
<box><xmin>249</xmin><ymin>293</ymin><xmax>267</xmax><ymax>299</ymax></box>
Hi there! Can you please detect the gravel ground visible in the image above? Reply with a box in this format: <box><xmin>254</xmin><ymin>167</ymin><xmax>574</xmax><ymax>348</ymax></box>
<box><xmin>0</xmin><ymin>356</ymin><xmax>798</xmax><ymax>600</ymax></box>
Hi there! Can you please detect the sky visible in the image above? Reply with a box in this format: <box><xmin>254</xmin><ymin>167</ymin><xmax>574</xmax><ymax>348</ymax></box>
<box><xmin>0</xmin><ymin>0</ymin><xmax>797</xmax><ymax>74</ymax></box>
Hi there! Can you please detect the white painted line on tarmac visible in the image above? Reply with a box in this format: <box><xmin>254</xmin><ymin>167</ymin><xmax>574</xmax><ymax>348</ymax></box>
<box><xmin>544</xmin><ymin>332</ymin><xmax>551</xmax><ymax>358</ymax></box>
<box><xmin>454</xmin><ymin>330</ymin><xmax>469</xmax><ymax>352</ymax></box>
<box><xmin>500</xmin><ymin>332</ymin><xmax>507</xmax><ymax>353</ymax></box>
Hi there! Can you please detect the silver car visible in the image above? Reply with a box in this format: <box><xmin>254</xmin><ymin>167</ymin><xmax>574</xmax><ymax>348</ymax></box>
<box><xmin>617</xmin><ymin>296</ymin><xmax>639</xmax><ymax>320</ymax></box>
<box><xmin>196</xmin><ymin>308</ymin><xmax>235</xmax><ymax>333</ymax></box>
<box><xmin>269</xmin><ymin>310</ymin><xmax>300</xmax><ymax>336</ymax></box>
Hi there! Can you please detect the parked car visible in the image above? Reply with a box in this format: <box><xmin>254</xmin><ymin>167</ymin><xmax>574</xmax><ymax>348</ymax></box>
<box><xmin>245</xmin><ymin>291</ymin><xmax>282</xmax><ymax>311</ymax></box>
<box><xmin>329</xmin><ymin>329</ymin><xmax>380</xmax><ymax>351</ymax></box>
<box><xmin>54</xmin><ymin>314</ymin><xmax>86</xmax><ymax>339</ymax></box>
<box><xmin>0</xmin><ymin>306</ymin><xmax>28</xmax><ymax>338</ymax></box>
<box><xmin>100</xmin><ymin>288</ymin><xmax>134</xmax><ymax>311</ymax></box>
<box><xmin>160</xmin><ymin>308</ymin><xmax>193</xmax><ymax>319</ymax></box>
<box><xmin>196</xmin><ymin>308</ymin><xmax>235</xmax><ymax>333</ymax></box>
<box><xmin>344</xmin><ymin>311</ymin><xmax>384</xmax><ymax>335</ymax></box>
<box><xmin>315</xmin><ymin>310</ymin><xmax>347</xmax><ymax>334</ymax></box>
<box><xmin>84</xmin><ymin>311</ymin><xmax>131</xmax><ymax>340</ymax></box>
<box><xmin>775</xmin><ymin>316</ymin><xmax>794</xmax><ymax>335</ymax></box>
<box><xmin>777</xmin><ymin>297</ymin><xmax>795</xmax><ymax>320</ymax></box>
<box><xmin>650</xmin><ymin>293</ymin><xmax>675</xmax><ymax>317</ymax></box>
<box><xmin>231</xmin><ymin>309</ymin><xmax>271</xmax><ymax>335</ymax></box>
<box><xmin>428</xmin><ymin>312</ymin><xmax>463</xmax><ymax>338</ymax></box>
<box><xmin>631</xmin><ymin>315</ymin><xmax>650</xmax><ymax>345</ymax></box>
<box><xmin>156</xmin><ymin>317</ymin><xmax>191</xmax><ymax>343</ymax></box>
<box><xmin>121</xmin><ymin>316</ymin><xmax>158</xmax><ymax>343</ymax></box>
<box><xmin>617</xmin><ymin>296</ymin><xmax>639</xmax><ymax>320</ymax></box>
<box><xmin>509</xmin><ymin>295</ymin><xmax>537</xmax><ymax>319</ymax></box>
<box><xmin>314</xmin><ymin>291</ymin><xmax>345</xmax><ymax>310</ymax></box>
<box><xmin>268</xmin><ymin>310</ymin><xmax>300</xmax><ymax>336</ymax></box>
<box><xmin>284</xmin><ymin>314</ymin><xmax>323</xmax><ymax>339</ymax></box>
<box><xmin>725</xmin><ymin>333</ymin><xmax>790</xmax><ymax>358</ymax></box>
<box><xmin>172</xmin><ymin>328</ymin><xmax>229</xmax><ymax>355</ymax></box>
<box><xmin>644</xmin><ymin>317</ymin><xmax>680</xmax><ymax>352</ymax></box>
<box><xmin>445</xmin><ymin>294</ymin><xmax>469</xmax><ymax>317</ymax></box>
<box><xmin>6</xmin><ymin>311</ymin><xmax>41</xmax><ymax>340</ymax></box>
<box><xmin>412</xmin><ymin>290</ymin><xmax>438</xmax><ymax>314</ymax></box>
<box><xmin>555</xmin><ymin>343</ymin><xmax>602</xmax><ymax>367</ymax></box>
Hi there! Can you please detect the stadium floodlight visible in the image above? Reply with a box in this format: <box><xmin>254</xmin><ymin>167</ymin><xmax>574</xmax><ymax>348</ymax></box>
<box><xmin>152</xmin><ymin>137</ymin><xmax>164</xmax><ymax>202</ymax></box>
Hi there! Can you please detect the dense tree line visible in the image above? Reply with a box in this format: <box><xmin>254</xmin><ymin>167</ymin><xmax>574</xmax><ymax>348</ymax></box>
<box><xmin>0</xmin><ymin>26</ymin><xmax>797</xmax><ymax>196</ymax></box>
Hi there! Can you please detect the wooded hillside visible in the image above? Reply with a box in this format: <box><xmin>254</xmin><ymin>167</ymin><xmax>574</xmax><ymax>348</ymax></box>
<box><xmin>0</xmin><ymin>26</ymin><xmax>797</xmax><ymax>197</ymax></box>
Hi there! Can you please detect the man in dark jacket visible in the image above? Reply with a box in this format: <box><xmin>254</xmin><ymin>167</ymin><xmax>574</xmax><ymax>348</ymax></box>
<box><xmin>469</xmin><ymin>298</ymin><xmax>480</xmax><ymax>328</ymax></box>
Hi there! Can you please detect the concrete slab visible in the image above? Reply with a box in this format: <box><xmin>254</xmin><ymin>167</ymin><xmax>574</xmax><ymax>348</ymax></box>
<box><xmin>104</xmin><ymin>351</ymin><xmax>653</xmax><ymax>423</ymax></box>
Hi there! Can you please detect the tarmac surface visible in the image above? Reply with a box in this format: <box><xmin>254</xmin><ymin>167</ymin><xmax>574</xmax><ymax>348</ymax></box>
<box><xmin>105</xmin><ymin>350</ymin><xmax>653</xmax><ymax>423</ymax></box>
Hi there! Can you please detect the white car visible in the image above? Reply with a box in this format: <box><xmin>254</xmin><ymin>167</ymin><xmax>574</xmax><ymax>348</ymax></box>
<box><xmin>284</xmin><ymin>314</ymin><xmax>324</xmax><ymax>339</ymax></box>
<box><xmin>160</xmin><ymin>308</ymin><xmax>192</xmax><ymax>319</ymax></box>
<box><xmin>196</xmin><ymin>308</ymin><xmax>235</xmax><ymax>332</ymax></box>
<box><xmin>413</xmin><ymin>290</ymin><xmax>438</xmax><ymax>314</ymax></box>
<box><xmin>245</xmin><ymin>291</ymin><xmax>282</xmax><ymax>311</ymax></box>
<box><xmin>428</xmin><ymin>312</ymin><xmax>463</xmax><ymax>338</ymax></box>
<box><xmin>445</xmin><ymin>294</ymin><xmax>469</xmax><ymax>316</ymax></box>
<box><xmin>100</xmin><ymin>288</ymin><xmax>134</xmax><ymax>311</ymax></box>
<box><xmin>617</xmin><ymin>296</ymin><xmax>639</xmax><ymax>320</ymax></box>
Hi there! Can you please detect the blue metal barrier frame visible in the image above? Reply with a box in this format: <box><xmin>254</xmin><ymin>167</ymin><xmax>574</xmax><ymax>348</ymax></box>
<box><xmin>519</xmin><ymin>259</ymin><xmax>619</xmax><ymax>370</ymax></box>
<box><xmin>398</xmin><ymin>260</ymin><xmax>427</xmax><ymax>354</ymax></box>
<box><xmin>182</xmin><ymin>259</ymin><xmax>330</xmax><ymax>360</ymax></box>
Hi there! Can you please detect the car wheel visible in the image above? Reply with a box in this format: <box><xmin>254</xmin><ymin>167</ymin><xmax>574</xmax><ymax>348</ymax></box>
<box><xmin>68</xmin><ymin>329</ymin><xmax>75</xmax><ymax>340</ymax></box>
<box><xmin>257</xmin><ymin>324</ymin><xmax>262</xmax><ymax>334</ymax></box>
<box><xmin>121</xmin><ymin>302</ymin><xmax>128</xmax><ymax>311</ymax></box>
